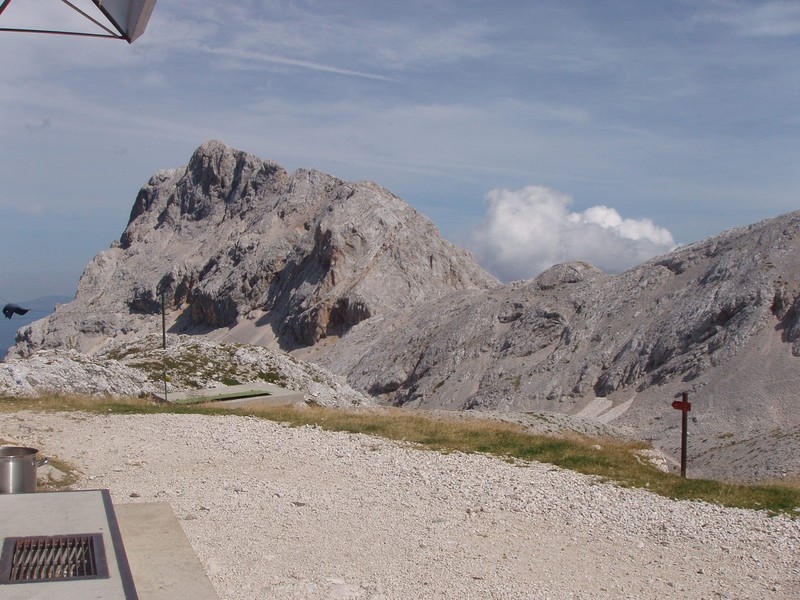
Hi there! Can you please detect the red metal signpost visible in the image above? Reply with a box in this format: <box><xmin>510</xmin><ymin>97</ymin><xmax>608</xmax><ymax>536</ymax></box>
<box><xmin>672</xmin><ymin>392</ymin><xmax>691</xmax><ymax>477</ymax></box>
<box><xmin>671</xmin><ymin>399</ymin><xmax>691</xmax><ymax>412</ymax></box>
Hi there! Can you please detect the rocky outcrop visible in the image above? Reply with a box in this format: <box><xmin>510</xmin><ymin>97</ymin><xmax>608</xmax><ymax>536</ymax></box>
<box><xmin>0</xmin><ymin>334</ymin><xmax>372</xmax><ymax>408</ymax></box>
<box><xmin>12</xmin><ymin>141</ymin><xmax>498</xmax><ymax>356</ymax></box>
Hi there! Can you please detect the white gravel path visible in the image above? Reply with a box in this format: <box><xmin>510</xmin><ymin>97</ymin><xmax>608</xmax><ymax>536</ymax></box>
<box><xmin>2</xmin><ymin>410</ymin><xmax>798</xmax><ymax>599</ymax></box>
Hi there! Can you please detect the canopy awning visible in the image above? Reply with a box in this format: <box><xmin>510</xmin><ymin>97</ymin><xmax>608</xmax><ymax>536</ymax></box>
<box><xmin>93</xmin><ymin>0</ymin><xmax>157</xmax><ymax>43</ymax></box>
<box><xmin>0</xmin><ymin>0</ymin><xmax>157</xmax><ymax>43</ymax></box>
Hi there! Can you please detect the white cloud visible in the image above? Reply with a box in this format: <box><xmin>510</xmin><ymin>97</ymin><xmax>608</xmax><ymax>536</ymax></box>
<box><xmin>471</xmin><ymin>186</ymin><xmax>676</xmax><ymax>281</ymax></box>
<box><xmin>698</xmin><ymin>1</ymin><xmax>800</xmax><ymax>37</ymax></box>
<box><xmin>198</xmin><ymin>46</ymin><xmax>395</xmax><ymax>81</ymax></box>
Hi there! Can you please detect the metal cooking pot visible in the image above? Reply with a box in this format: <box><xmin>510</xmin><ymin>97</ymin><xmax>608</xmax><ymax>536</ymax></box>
<box><xmin>0</xmin><ymin>446</ymin><xmax>50</xmax><ymax>494</ymax></box>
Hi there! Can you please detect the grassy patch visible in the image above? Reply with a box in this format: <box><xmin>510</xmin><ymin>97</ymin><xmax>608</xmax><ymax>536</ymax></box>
<box><xmin>2</xmin><ymin>395</ymin><xmax>799</xmax><ymax>515</ymax></box>
<box><xmin>257</xmin><ymin>370</ymin><xmax>283</xmax><ymax>384</ymax></box>
<box><xmin>37</xmin><ymin>455</ymin><xmax>82</xmax><ymax>492</ymax></box>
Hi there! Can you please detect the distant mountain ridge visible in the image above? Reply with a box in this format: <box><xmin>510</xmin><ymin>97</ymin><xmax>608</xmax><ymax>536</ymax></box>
<box><xmin>8</xmin><ymin>141</ymin><xmax>800</xmax><ymax>482</ymax></box>
<box><xmin>321</xmin><ymin>216</ymin><xmax>800</xmax><ymax>411</ymax></box>
<box><xmin>315</xmin><ymin>213</ymin><xmax>800</xmax><ymax>480</ymax></box>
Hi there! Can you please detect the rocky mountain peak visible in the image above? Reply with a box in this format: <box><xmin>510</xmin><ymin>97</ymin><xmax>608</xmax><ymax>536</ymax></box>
<box><xmin>14</xmin><ymin>141</ymin><xmax>498</xmax><ymax>356</ymax></box>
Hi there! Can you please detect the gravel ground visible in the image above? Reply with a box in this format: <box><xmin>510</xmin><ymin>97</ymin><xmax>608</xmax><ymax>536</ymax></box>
<box><xmin>2</xmin><ymin>410</ymin><xmax>799</xmax><ymax>599</ymax></box>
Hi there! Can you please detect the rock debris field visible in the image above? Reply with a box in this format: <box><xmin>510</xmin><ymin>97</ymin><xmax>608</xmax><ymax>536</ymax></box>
<box><xmin>2</xmin><ymin>410</ymin><xmax>798</xmax><ymax>599</ymax></box>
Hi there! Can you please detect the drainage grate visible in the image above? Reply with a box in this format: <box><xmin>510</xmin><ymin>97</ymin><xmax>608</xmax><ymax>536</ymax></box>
<box><xmin>0</xmin><ymin>533</ymin><xmax>109</xmax><ymax>584</ymax></box>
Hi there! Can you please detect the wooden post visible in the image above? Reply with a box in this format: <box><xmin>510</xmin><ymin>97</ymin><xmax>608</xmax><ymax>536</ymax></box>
<box><xmin>161</xmin><ymin>291</ymin><xmax>168</xmax><ymax>402</ymax></box>
<box><xmin>680</xmin><ymin>392</ymin><xmax>688</xmax><ymax>478</ymax></box>
<box><xmin>671</xmin><ymin>392</ymin><xmax>692</xmax><ymax>478</ymax></box>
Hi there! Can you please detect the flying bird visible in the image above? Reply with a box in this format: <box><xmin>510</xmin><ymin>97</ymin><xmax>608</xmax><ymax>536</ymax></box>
<box><xmin>2</xmin><ymin>303</ymin><xmax>29</xmax><ymax>319</ymax></box>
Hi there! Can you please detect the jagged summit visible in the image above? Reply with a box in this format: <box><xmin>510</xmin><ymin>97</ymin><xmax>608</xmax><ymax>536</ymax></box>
<box><xmin>14</xmin><ymin>141</ymin><xmax>498</xmax><ymax>356</ymax></box>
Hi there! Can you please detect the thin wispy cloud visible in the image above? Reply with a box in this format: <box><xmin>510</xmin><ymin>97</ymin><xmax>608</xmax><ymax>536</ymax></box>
<box><xmin>198</xmin><ymin>45</ymin><xmax>396</xmax><ymax>81</ymax></box>
<box><xmin>698</xmin><ymin>1</ymin><xmax>800</xmax><ymax>37</ymax></box>
<box><xmin>155</xmin><ymin>2</ymin><xmax>498</xmax><ymax>74</ymax></box>
<box><xmin>360</xmin><ymin>21</ymin><xmax>497</xmax><ymax>69</ymax></box>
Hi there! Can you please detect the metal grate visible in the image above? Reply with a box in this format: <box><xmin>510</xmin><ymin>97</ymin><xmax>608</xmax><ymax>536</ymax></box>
<box><xmin>0</xmin><ymin>533</ymin><xmax>109</xmax><ymax>584</ymax></box>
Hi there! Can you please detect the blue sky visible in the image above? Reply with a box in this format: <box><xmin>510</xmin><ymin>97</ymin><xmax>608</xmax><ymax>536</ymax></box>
<box><xmin>1</xmin><ymin>1</ymin><xmax>798</xmax><ymax>300</ymax></box>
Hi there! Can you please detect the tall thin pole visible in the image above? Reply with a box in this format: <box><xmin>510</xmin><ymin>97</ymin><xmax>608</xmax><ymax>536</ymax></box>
<box><xmin>161</xmin><ymin>291</ymin><xmax>168</xmax><ymax>402</ymax></box>
<box><xmin>680</xmin><ymin>392</ymin><xmax>688</xmax><ymax>478</ymax></box>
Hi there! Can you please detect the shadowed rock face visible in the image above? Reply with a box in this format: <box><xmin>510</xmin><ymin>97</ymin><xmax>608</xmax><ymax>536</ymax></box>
<box><xmin>314</xmin><ymin>213</ymin><xmax>800</xmax><ymax>481</ymax></box>
<box><xmin>13</xmin><ymin>140</ymin><xmax>499</xmax><ymax>355</ymax></box>
<box><xmin>323</xmin><ymin>213</ymin><xmax>800</xmax><ymax>410</ymax></box>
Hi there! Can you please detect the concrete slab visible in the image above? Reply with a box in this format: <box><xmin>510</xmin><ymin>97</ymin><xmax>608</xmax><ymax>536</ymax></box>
<box><xmin>155</xmin><ymin>382</ymin><xmax>306</xmax><ymax>408</ymax></box>
<box><xmin>0</xmin><ymin>489</ymin><xmax>136</xmax><ymax>600</ymax></box>
<box><xmin>114</xmin><ymin>503</ymin><xmax>218</xmax><ymax>600</ymax></box>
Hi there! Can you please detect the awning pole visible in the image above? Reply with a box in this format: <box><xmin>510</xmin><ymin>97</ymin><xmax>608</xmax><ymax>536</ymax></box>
<box><xmin>59</xmin><ymin>0</ymin><xmax>119</xmax><ymax>37</ymax></box>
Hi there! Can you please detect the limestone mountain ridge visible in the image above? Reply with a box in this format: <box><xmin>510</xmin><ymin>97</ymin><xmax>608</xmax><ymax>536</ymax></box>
<box><xmin>315</xmin><ymin>211</ymin><xmax>800</xmax><ymax>481</ymax></box>
<box><xmin>8</xmin><ymin>141</ymin><xmax>800</xmax><ymax>481</ymax></box>
<box><xmin>14</xmin><ymin>140</ymin><xmax>498</xmax><ymax>356</ymax></box>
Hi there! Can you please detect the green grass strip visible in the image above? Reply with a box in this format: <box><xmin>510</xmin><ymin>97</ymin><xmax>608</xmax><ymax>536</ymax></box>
<box><xmin>2</xmin><ymin>394</ymin><xmax>798</xmax><ymax>516</ymax></box>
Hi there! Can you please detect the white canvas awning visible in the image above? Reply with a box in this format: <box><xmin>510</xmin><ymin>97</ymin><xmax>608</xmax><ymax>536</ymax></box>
<box><xmin>93</xmin><ymin>0</ymin><xmax>157</xmax><ymax>43</ymax></box>
<box><xmin>0</xmin><ymin>0</ymin><xmax>157</xmax><ymax>43</ymax></box>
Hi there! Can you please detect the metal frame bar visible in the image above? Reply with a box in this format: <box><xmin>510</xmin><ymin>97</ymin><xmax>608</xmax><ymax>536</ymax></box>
<box><xmin>0</xmin><ymin>0</ymin><xmax>125</xmax><ymax>40</ymax></box>
<box><xmin>61</xmin><ymin>0</ymin><xmax>118</xmax><ymax>37</ymax></box>
<box><xmin>0</xmin><ymin>27</ymin><xmax>120</xmax><ymax>39</ymax></box>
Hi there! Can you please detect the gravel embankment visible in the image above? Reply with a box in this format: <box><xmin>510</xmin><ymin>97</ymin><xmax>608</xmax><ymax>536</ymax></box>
<box><xmin>2</xmin><ymin>410</ymin><xmax>798</xmax><ymax>599</ymax></box>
